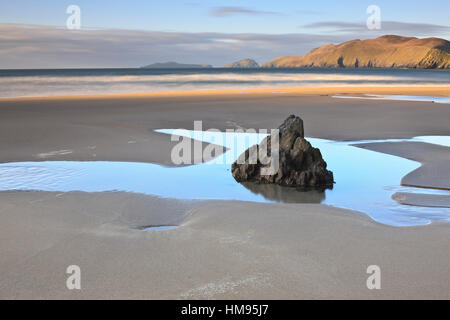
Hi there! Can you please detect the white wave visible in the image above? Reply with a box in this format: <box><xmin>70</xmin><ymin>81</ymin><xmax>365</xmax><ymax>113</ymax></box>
<box><xmin>0</xmin><ymin>72</ymin><xmax>447</xmax><ymax>98</ymax></box>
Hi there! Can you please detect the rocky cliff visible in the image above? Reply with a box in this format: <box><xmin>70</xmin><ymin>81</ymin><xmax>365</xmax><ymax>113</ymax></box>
<box><xmin>263</xmin><ymin>35</ymin><xmax>450</xmax><ymax>69</ymax></box>
<box><xmin>225</xmin><ymin>59</ymin><xmax>260</xmax><ymax>68</ymax></box>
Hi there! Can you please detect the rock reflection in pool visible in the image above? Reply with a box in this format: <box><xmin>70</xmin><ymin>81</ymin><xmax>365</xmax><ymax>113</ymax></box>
<box><xmin>241</xmin><ymin>182</ymin><xmax>326</xmax><ymax>203</ymax></box>
<box><xmin>0</xmin><ymin>130</ymin><xmax>449</xmax><ymax>227</ymax></box>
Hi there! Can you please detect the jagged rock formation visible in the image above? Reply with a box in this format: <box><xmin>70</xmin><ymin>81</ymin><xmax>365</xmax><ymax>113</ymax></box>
<box><xmin>263</xmin><ymin>35</ymin><xmax>450</xmax><ymax>69</ymax></box>
<box><xmin>225</xmin><ymin>59</ymin><xmax>260</xmax><ymax>68</ymax></box>
<box><xmin>231</xmin><ymin>115</ymin><xmax>334</xmax><ymax>189</ymax></box>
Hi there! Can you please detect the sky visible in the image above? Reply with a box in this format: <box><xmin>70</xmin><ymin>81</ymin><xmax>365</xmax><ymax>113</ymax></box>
<box><xmin>0</xmin><ymin>0</ymin><xmax>449</xmax><ymax>68</ymax></box>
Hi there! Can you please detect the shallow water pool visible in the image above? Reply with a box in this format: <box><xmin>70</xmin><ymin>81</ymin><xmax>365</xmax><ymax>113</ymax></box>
<box><xmin>0</xmin><ymin>131</ymin><xmax>449</xmax><ymax>226</ymax></box>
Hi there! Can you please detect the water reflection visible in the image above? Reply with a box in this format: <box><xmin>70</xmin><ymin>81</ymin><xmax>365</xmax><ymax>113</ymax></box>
<box><xmin>241</xmin><ymin>182</ymin><xmax>326</xmax><ymax>203</ymax></box>
<box><xmin>139</xmin><ymin>225</ymin><xmax>177</xmax><ymax>231</ymax></box>
<box><xmin>0</xmin><ymin>131</ymin><xmax>448</xmax><ymax>226</ymax></box>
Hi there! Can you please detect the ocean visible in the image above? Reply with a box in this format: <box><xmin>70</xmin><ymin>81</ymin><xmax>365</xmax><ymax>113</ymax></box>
<box><xmin>0</xmin><ymin>68</ymin><xmax>449</xmax><ymax>98</ymax></box>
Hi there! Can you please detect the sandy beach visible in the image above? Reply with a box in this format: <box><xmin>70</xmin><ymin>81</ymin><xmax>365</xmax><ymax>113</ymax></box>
<box><xmin>0</xmin><ymin>86</ymin><xmax>449</xmax><ymax>299</ymax></box>
<box><xmin>1</xmin><ymin>85</ymin><xmax>449</xmax><ymax>102</ymax></box>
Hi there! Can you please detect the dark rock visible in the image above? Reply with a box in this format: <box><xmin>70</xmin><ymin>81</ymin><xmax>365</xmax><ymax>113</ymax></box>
<box><xmin>225</xmin><ymin>58</ymin><xmax>260</xmax><ymax>68</ymax></box>
<box><xmin>231</xmin><ymin>115</ymin><xmax>334</xmax><ymax>189</ymax></box>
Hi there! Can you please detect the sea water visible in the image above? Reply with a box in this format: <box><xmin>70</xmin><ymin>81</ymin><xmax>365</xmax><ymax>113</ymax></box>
<box><xmin>0</xmin><ymin>68</ymin><xmax>449</xmax><ymax>98</ymax></box>
<box><xmin>0</xmin><ymin>130</ymin><xmax>449</xmax><ymax>227</ymax></box>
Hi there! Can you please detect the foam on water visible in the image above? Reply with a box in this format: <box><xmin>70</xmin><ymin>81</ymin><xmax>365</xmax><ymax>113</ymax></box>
<box><xmin>1</xmin><ymin>68</ymin><xmax>449</xmax><ymax>98</ymax></box>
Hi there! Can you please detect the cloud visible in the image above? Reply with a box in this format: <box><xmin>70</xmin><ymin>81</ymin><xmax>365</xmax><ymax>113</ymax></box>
<box><xmin>0</xmin><ymin>23</ymin><xmax>448</xmax><ymax>69</ymax></box>
<box><xmin>0</xmin><ymin>24</ymin><xmax>347</xmax><ymax>68</ymax></box>
<box><xmin>210</xmin><ymin>6</ymin><xmax>282</xmax><ymax>17</ymax></box>
<box><xmin>302</xmin><ymin>21</ymin><xmax>450</xmax><ymax>36</ymax></box>
<box><xmin>303</xmin><ymin>21</ymin><xmax>363</xmax><ymax>31</ymax></box>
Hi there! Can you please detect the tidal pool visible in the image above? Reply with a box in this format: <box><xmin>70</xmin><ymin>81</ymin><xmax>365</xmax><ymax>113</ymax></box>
<box><xmin>0</xmin><ymin>130</ymin><xmax>448</xmax><ymax>227</ymax></box>
<box><xmin>139</xmin><ymin>225</ymin><xmax>177</xmax><ymax>231</ymax></box>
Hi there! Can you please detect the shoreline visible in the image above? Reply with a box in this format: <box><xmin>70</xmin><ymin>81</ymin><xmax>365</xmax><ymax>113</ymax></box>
<box><xmin>357</xmin><ymin>141</ymin><xmax>450</xmax><ymax>192</ymax></box>
<box><xmin>0</xmin><ymin>85</ymin><xmax>449</xmax><ymax>101</ymax></box>
<box><xmin>1</xmin><ymin>88</ymin><xmax>449</xmax><ymax>298</ymax></box>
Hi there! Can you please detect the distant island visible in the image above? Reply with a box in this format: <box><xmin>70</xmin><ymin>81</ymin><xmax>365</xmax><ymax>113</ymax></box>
<box><xmin>140</xmin><ymin>36</ymin><xmax>449</xmax><ymax>70</ymax></box>
<box><xmin>263</xmin><ymin>35</ymin><xmax>450</xmax><ymax>69</ymax></box>
<box><xmin>141</xmin><ymin>61</ymin><xmax>213</xmax><ymax>69</ymax></box>
<box><xmin>225</xmin><ymin>59</ymin><xmax>260</xmax><ymax>68</ymax></box>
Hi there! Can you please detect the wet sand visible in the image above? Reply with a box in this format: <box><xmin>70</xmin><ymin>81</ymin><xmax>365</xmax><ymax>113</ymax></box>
<box><xmin>1</xmin><ymin>86</ymin><xmax>450</xmax><ymax>165</ymax></box>
<box><xmin>357</xmin><ymin>141</ymin><xmax>450</xmax><ymax>190</ymax></box>
<box><xmin>0</xmin><ymin>87</ymin><xmax>449</xmax><ymax>299</ymax></box>
<box><xmin>1</xmin><ymin>85</ymin><xmax>449</xmax><ymax>102</ymax></box>
<box><xmin>392</xmin><ymin>192</ymin><xmax>450</xmax><ymax>208</ymax></box>
<box><xmin>1</xmin><ymin>191</ymin><xmax>449</xmax><ymax>299</ymax></box>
